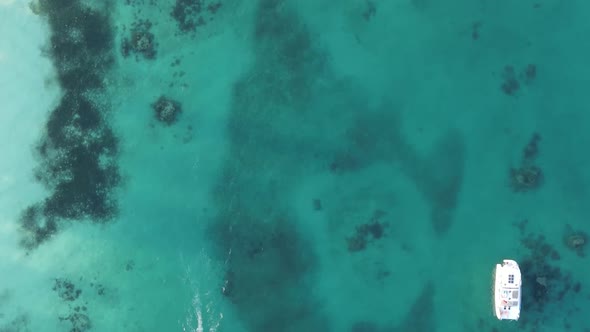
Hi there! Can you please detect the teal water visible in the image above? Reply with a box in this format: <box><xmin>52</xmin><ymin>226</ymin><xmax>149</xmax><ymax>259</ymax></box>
<box><xmin>1</xmin><ymin>0</ymin><xmax>590</xmax><ymax>331</ymax></box>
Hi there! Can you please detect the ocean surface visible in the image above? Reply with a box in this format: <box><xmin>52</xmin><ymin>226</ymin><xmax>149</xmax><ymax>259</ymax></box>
<box><xmin>1</xmin><ymin>0</ymin><xmax>590</xmax><ymax>331</ymax></box>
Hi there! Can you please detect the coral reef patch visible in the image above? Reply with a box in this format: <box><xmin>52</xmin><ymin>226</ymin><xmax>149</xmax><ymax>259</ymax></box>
<box><xmin>346</xmin><ymin>210</ymin><xmax>389</xmax><ymax>253</ymax></box>
<box><xmin>171</xmin><ymin>0</ymin><xmax>223</xmax><ymax>35</ymax></box>
<box><xmin>18</xmin><ymin>0</ymin><xmax>121</xmax><ymax>250</ymax></box>
<box><xmin>121</xmin><ymin>19</ymin><xmax>157</xmax><ymax>60</ymax></box>
<box><xmin>515</xmin><ymin>220</ymin><xmax>585</xmax><ymax>331</ymax></box>
<box><xmin>151</xmin><ymin>95</ymin><xmax>183</xmax><ymax>125</ymax></box>
<box><xmin>500</xmin><ymin>64</ymin><xmax>537</xmax><ymax>96</ymax></box>
<box><xmin>509</xmin><ymin>133</ymin><xmax>543</xmax><ymax>192</ymax></box>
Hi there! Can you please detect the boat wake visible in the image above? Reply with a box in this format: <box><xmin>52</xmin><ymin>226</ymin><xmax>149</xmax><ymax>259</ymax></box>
<box><xmin>180</xmin><ymin>249</ymin><xmax>228</xmax><ymax>332</ymax></box>
<box><xmin>182</xmin><ymin>290</ymin><xmax>223</xmax><ymax>332</ymax></box>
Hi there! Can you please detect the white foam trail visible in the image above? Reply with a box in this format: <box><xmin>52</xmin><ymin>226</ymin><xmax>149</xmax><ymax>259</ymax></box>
<box><xmin>180</xmin><ymin>248</ymin><xmax>228</xmax><ymax>332</ymax></box>
<box><xmin>182</xmin><ymin>288</ymin><xmax>224</xmax><ymax>332</ymax></box>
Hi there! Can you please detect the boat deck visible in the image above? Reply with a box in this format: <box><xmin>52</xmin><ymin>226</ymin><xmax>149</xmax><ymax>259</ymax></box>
<box><xmin>494</xmin><ymin>259</ymin><xmax>521</xmax><ymax>320</ymax></box>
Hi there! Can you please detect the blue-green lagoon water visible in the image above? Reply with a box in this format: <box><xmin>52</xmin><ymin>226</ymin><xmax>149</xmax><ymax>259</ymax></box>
<box><xmin>1</xmin><ymin>1</ymin><xmax>590</xmax><ymax>331</ymax></box>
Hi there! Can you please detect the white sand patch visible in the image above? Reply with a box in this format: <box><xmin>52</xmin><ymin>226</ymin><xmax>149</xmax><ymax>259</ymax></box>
<box><xmin>0</xmin><ymin>1</ymin><xmax>60</xmax><ymax>330</ymax></box>
<box><xmin>0</xmin><ymin>0</ymin><xmax>16</xmax><ymax>6</ymax></box>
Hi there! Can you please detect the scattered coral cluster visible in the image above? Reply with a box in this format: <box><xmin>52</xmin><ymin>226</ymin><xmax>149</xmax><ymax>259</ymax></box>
<box><xmin>58</xmin><ymin>313</ymin><xmax>91</xmax><ymax>332</ymax></box>
<box><xmin>50</xmin><ymin>276</ymin><xmax>111</xmax><ymax>332</ymax></box>
<box><xmin>501</xmin><ymin>63</ymin><xmax>537</xmax><ymax>96</ymax></box>
<box><xmin>509</xmin><ymin>133</ymin><xmax>543</xmax><ymax>192</ymax></box>
<box><xmin>0</xmin><ymin>313</ymin><xmax>30</xmax><ymax>332</ymax></box>
<box><xmin>513</xmin><ymin>220</ymin><xmax>585</xmax><ymax>330</ymax></box>
<box><xmin>171</xmin><ymin>0</ymin><xmax>222</xmax><ymax>34</ymax></box>
<box><xmin>121</xmin><ymin>19</ymin><xmax>157</xmax><ymax>60</ymax></box>
<box><xmin>151</xmin><ymin>95</ymin><xmax>183</xmax><ymax>125</ymax></box>
<box><xmin>563</xmin><ymin>224</ymin><xmax>588</xmax><ymax>257</ymax></box>
<box><xmin>53</xmin><ymin>278</ymin><xmax>82</xmax><ymax>302</ymax></box>
<box><xmin>346</xmin><ymin>210</ymin><xmax>388</xmax><ymax>252</ymax></box>
<box><xmin>52</xmin><ymin>278</ymin><xmax>91</xmax><ymax>332</ymax></box>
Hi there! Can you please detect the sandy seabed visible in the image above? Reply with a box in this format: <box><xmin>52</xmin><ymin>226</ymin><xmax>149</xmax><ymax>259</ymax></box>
<box><xmin>1</xmin><ymin>1</ymin><xmax>590</xmax><ymax>331</ymax></box>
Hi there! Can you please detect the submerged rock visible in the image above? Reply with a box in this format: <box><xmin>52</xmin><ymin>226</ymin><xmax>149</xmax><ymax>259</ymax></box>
<box><xmin>152</xmin><ymin>95</ymin><xmax>182</xmax><ymax>125</ymax></box>
<box><xmin>509</xmin><ymin>165</ymin><xmax>543</xmax><ymax>192</ymax></box>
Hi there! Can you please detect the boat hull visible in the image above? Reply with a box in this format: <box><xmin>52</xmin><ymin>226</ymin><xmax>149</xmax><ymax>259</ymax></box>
<box><xmin>494</xmin><ymin>259</ymin><xmax>521</xmax><ymax>320</ymax></box>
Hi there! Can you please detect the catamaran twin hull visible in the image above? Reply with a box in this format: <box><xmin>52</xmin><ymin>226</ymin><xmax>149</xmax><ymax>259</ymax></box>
<box><xmin>494</xmin><ymin>259</ymin><xmax>522</xmax><ymax>320</ymax></box>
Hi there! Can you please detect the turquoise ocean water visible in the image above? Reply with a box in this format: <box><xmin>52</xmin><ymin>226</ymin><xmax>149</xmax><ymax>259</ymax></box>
<box><xmin>1</xmin><ymin>0</ymin><xmax>590</xmax><ymax>331</ymax></box>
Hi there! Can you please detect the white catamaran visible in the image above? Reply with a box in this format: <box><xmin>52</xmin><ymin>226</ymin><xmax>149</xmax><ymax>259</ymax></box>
<box><xmin>494</xmin><ymin>259</ymin><xmax>522</xmax><ymax>320</ymax></box>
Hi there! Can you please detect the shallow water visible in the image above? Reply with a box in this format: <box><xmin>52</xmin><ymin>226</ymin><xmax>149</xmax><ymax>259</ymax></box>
<box><xmin>1</xmin><ymin>0</ymin><xmax>590</xmax><ymax>331</ymax></box>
